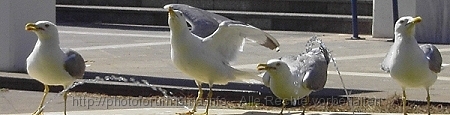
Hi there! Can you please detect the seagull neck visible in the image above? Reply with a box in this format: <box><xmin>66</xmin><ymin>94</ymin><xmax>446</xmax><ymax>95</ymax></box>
<box><xmin>37</xmin><ymin>37</ymin><xmax>60</xmax><ymax>47</ymax></box>
<box><xmin>170</xmin><ymin>24</ymin><xmax>193</xmax><ymax>42</ymax></box>
<box><xmin>171</xmin><ymin>28</ymin><xmax>190</xmax><ymax>36</ymax></box>
<box><xmin>269</xmin><ymin>70</ymin><xmax>295</xmax><ymax>85</ymax></box>
<box><xmin>395</xmin><ymin>32</ymin><xmax>417</xmax><ymax>45</ymax></box>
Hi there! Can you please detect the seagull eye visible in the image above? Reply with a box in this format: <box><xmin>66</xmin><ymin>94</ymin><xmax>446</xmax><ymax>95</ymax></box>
<box><xmin>399</xmin><ymin>20</ymin><xmax>405</xmax><ymax>23</ymax></box>
<box><xmin>44</xmin><ymin>24</ymin><xmax>50</xmax><ymax>28</ymax></box>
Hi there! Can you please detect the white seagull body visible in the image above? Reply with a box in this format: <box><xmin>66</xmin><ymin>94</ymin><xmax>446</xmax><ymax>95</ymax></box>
<box><xmin>27</xmin><ymin>44</ymin><xmax>78</xmax><ymax>86</ymax></box>
<box><xmin>381</xmin><ymin>16</ymin><xmax>442</xmax><ymax>115</ymax></box>
<box><xmin>26</xmin><ymin>21</ymin><xmax>85</xmax><ymax>115</ymax></box>
<box><xmin>165</xmin><ymin>4</ymin><xmax>280</xmax><ymax>115</ymax></box>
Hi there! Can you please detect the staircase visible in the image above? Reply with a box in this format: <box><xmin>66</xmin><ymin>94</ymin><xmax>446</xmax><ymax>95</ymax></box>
<box><xmin>56</xmin><ymin>0</ymin><xmax>373</xmax><ymax>34</ymax></box>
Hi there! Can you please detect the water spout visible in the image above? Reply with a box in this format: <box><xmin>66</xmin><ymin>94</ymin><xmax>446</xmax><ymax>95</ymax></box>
<box><xmin>306</xmin><ymin>36</ymin><xmax>353</xmax><ymax>112</ymax></box>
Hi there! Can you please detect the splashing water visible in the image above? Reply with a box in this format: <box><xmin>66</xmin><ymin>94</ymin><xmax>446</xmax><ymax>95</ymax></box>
<box><xmin>94</xmin><ymin>75</ymin><xmax>189</xmax><ymax>109</ymax></box>
<box><xmin>95</xmin><ymin>75</ymin><xmax>165</xmax><ymax>94</ymax></box>
<box><xmin>37</xmin><ymin>75</ymin><xmax>190</xmax><ymax>113</ymax></box>
<box><xmin>305</xmin><ymin>36</ymin><xmax>354</xmax><ymax>113</ymax></box>
<box><xmin>140</xmin><ymin>79</ymin><xmax>157</xmax><ymax>91</ymax></box>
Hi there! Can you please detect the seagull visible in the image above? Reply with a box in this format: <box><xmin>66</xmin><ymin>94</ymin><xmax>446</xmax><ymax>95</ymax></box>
<box><xmin>164</xmin><ymin>4</ymin><xmax>280</xmax><ymax>115</ymax></box>
<box><xmin>257</xmin><ymin>37</ymin><xmax>330</xmax><ymax>115</ymax></box>
<box><xmin>381</xmin><ymin>16</ymin><xmax>442</xmax><ymax>115</ymax></box>
<box><xmin>25</xmin><ymin>21</ymin><xmax>86</xmax><ymax>115</ymax></box>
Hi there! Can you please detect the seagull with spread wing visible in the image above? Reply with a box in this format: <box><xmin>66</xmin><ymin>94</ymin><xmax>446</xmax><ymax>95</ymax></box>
<box><xmin>164</xmin><ymin>4</ymin><xmax>280</xmax><ymax>115</ymax></box>
<box><xmin>381</xmin><ymin>16</ymin><xmax>442</xmax><ymax>115</ymax></box>
<box><xmin>26</xmin><ymin>21</ymin><xmax>85</xmax><ymax>115</ymax></box>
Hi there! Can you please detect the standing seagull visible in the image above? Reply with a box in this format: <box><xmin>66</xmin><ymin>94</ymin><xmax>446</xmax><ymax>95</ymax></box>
<box><xmin>381</xmin><ymin>16</ymin><xmax>442</xmax><ymax>115</ymax></box>
<box><xmin>165</xmin><ymin>5</ymin><xmax>280</xmax><ymax>115</ymax></box>
<box><xmin>257</xmin><ymin>37</ymin><xmax>330</xmax><ymax>115</ymax></box>
<box><xmin>26</xmin><ymin>21</ymin><xmax>85</xmax><ymax>115</ymax></box>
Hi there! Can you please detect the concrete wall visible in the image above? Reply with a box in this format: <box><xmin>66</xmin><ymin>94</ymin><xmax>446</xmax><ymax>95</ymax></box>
<box><xmin>0</xmin><ymin>0</ymin><xmax>56</xmax><ymax>72</ymax></box>
<box><xmin>415</xmin><ymin>0</ymin><xmax>450</xmax><ymax>43</ymax></box>
<box><xmin>373</xmin><ymin>0</ymin><xmax>450</xmax><ymax>43</ymax></box>
<box><xmin>373</xmin><ymin>0</ymin><xmax>415</xmax><ymax>38</ymax></box>
<box><xmin>57</xmin><ymin>0</ymin><xmax>374</xmax><ymax>16</ymax></box>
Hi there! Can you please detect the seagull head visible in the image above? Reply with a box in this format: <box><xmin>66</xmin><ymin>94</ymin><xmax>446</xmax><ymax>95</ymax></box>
<box><xmin>25</xmin><ymin>21</ymin><xmax>59</xmax><ymax>40</ymax></box>
<box><xmin>394</xmin><ymin>16</ymin><xmax>422</xmax><ymax>36</ymax></box>
<box><xmin>257</xmin><ymin>59</ymin><xmax>289</xmax><ymax>72</ymax></box>
<box><xmin>165</xmin><ymin>5</ymin><xmax>188</xmax><ymax>28</ymax></box>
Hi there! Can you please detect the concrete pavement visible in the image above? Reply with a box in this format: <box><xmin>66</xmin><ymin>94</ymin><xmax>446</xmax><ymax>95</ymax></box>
<box><xmin>1</xmin><ymin>23</ymin><xmax>450</xmax><ymax>114</ymax></box>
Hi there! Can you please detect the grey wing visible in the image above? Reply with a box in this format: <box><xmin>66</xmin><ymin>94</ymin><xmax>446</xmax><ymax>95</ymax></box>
<box><xmin>227</xmin><ymin>21</ymin><xmax>280</xmax><ymax>51</ymax></box>
<box><xmin>203</xmin><ymin>21</ymin><xmax>280</xmax><ymax>62</ymax></box>
<box><xmin>61</xmin><ymin>48</ymin><xmax>86</xmax><ymax>79</ymax></box>
<box><xmin>280</xmin><ymin>55</ymin><xmax>299</xmax><ymax>65</ymax></box>
<box><xmin>301</xmin><ymin>48</ymin><xmax>329</xmax><ymax>91</ymax></box>
<box><xmin>262</xmin><ymin>72</ymin><xmax>271</xmax><ymax>87</ymax></box>
<box><xmin>420</xmin><ymin>44</ymin><xmax>442</xmax><ymax>73</ymax></box>
<box><xmin>381</xmin><ymin>45</ymin><xmax>395</xmax><ymax>73</ymax></box>
<box><xmin>166</xmin><ymin>4</ymin><xmax>231</xmax><ymax>38</ymax></box>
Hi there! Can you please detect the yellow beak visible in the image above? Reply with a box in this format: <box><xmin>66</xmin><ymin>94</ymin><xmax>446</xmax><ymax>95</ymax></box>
<box><xmin>168</xmin><ymin>6</ymin><xmax>176</xmax><ymax>17</ymax></box>
<box><xmin>25</xmin><ymin>23</ymin><xmax>37</xmax><ymax>31</ymax></box>
<box><xmin>411</xmin><ymin>16</ymin><xmax>422</xmax><ymax>24</ymax></box>
<box><xmin>257</xmin><ymin>63</ymin><xmax>268</xmax><ymax>70</ymax></box>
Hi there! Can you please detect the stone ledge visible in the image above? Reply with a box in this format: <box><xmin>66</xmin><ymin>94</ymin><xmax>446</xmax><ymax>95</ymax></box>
<box><xmin>56</xmin><ymin>5</ymin><xmax>372</xmax><ymax>34</ymax></box>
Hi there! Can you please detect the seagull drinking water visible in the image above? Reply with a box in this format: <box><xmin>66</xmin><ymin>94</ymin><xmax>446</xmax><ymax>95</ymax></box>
<box><xmin>257</xmin><ymin>37</ymin><xmax>330</xmax><ymax>115</ymax></box>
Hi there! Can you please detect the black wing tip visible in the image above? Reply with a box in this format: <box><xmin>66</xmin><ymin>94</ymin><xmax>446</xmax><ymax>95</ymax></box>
<box><xmin>274</xmin><ymin>47</ymin><xmax>280</xmax><ymax>52</ymax></box>
<box><xmin>264</xmin><ymin>33</ymin><xmax>281</xmax><ymax>51</ymax></box>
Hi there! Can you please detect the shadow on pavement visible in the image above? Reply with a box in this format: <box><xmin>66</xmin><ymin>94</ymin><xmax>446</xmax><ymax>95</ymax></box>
<box><xmin>81</xmin><ymin>71</ymin><xmax>380</xmax><ymax>96</ymax></box>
